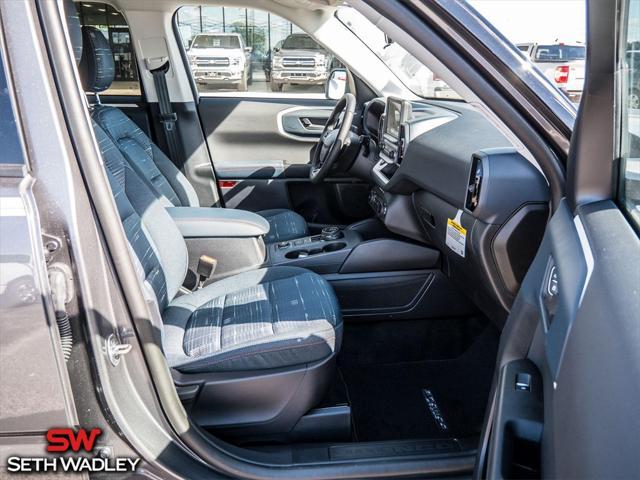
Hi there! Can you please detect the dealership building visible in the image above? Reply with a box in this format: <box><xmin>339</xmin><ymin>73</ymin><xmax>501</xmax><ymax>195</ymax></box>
<box><xmin>176</xmin><ymin>6</ymin><xmax>305</xmax><ymax>57</ymax></box>
<box><xmin>75</xmin><ymin>3</ymin><xmax>304</xmax><ymax>89</ymax></box>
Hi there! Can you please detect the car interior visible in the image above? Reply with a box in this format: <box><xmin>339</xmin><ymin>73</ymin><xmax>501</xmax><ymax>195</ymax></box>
<box><xmin>61</xmin><ymin>0</ymin><xmax>552</xmax><ymax>468</ymax></box>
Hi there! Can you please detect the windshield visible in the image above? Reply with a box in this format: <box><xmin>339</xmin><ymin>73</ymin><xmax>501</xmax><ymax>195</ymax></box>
<box><xmin>282</xmin><ymin>35</ymin><xmax>322</xmax><ymax>50</ymax></box>
<box><xmin>191</xmin><ymin>35</ymin><xmax>240</xmax><ymax>49</ymax></box>
<box><xmin>534</xmin><ymin>44</ymin><xmax>585</xmax><ymax>62</ymax></box>
<box><xmin>336</xmin><ymin>7</ymin><xmax>462</xmax><ymax>100</ymax></box>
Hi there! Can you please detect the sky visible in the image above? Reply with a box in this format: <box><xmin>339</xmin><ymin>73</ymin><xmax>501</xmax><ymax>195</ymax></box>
<box><xmin>468</xmin><ymin>0</ymin><xmax>586</xmax><ymax>45</ymax></box>
<box><xmin>631</xmin><ymin>0</ymin><xmax>640</xmax><ymax>43</ymax></box>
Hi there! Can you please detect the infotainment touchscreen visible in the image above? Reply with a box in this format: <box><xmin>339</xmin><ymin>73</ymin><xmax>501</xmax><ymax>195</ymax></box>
<box><xmin>383</xmin><ymin>97</ymin><xmax>410</xmax><ymax>140</ymax></box>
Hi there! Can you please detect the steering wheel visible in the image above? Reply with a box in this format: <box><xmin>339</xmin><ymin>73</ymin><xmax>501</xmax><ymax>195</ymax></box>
<box><xmin>310</xmin><ymin>93</ymin><xmax>356</xmax><ymax>183</ymax></box>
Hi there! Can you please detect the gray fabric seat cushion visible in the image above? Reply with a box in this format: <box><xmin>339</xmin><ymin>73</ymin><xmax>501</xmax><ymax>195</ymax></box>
<box><xmin>258</xmin><ymin>209</ymin><xmax>308</xmax><ymax>243</ymax></box>
<box><xmin>163</xmin><ymin>266</ymin><xmax>341</xmax><ymax>373</ymax></box>
<box><xmin>95</xmin><ymin>120</ymin><xmax>341</xmax><ymax>375</ymax></box>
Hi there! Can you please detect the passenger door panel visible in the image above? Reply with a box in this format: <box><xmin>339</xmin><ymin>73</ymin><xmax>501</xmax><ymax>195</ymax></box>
<box><xmin>197</xmin><ymin>96</ymin><xmax>371</xmax><ymax>225</ymax></box>
<box><xmin>486</xmin><ymin>200</ymin><xmax>640</xmax><ymax>478</ymax></box>
<box><xmin>542</xmin><ymin>201</ymin><xmax>640</xmax><ymax>478</ymax></box>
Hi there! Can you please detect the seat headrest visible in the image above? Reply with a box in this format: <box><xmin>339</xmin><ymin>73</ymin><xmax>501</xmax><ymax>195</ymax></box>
<box><xmin>79</xmin><ymin>26</ymin><xmax>115</xmax><ymax>93</ymax></box>
<box><xmin>63</xmin><ymin>0</ymin><xmax>82</xmax><ymax>64</ymax></box>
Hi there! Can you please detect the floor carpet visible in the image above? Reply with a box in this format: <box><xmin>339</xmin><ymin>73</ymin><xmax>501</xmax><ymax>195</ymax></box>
<box><xmin>339</xmin><ymin>320</ymin><xmax>499</xmax><ymax>442</ymax></box>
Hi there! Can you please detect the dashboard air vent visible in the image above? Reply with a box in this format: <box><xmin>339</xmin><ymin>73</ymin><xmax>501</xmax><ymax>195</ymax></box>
<box><xmin>466</xmin><ymin>155</ymin><xmax>483</xmax><ymax>211</ymax></box>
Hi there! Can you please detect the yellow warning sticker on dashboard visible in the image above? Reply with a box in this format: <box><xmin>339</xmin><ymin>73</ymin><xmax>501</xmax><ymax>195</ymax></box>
<box><xmin>446</xmin><ymin>210</ymin><xmax>466</xmax><ymax>258</ymax></box>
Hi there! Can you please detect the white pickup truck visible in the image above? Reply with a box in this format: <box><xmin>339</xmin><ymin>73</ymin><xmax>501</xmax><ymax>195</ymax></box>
<box><xmin>187</xmin><ymin>33</ymin><xmax>251</xmax><ymax>91</ymax></box>
<box><xmin>518</xmin><ymin>42</ymin><xmax>586</xmax><ymax>103</ymax></box>
<box><xmin>269</xmin><ymin>34</ymin><xmax>331</xmax><ymax>92</ymax></box>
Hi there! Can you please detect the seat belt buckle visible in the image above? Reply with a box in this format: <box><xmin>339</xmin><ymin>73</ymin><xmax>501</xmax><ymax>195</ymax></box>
<box><xmin>196</xmin><ymin>255</ymin><xmax>217</xmax><ymax>289</ymax></box>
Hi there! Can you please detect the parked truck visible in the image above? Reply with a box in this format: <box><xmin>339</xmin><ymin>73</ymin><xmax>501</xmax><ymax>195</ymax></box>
<box><xmin>269</xmin><ymin>33</ymin><xmax>331</xmax><ymax>91</ymax></box>
<box><xmin>187</xmin><ymin>32</ymin><xmax>252</xmax><ymax>91</ymax></box>
<box><xmin>518</xmin><ymin>42</ymin><xmax>586</xmax><ymax>103</ymax></box>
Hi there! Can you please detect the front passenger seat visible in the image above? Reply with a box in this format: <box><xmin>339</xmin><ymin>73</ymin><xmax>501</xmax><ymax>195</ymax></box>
<box><xmin>79</xmin><ymin>26</ymin><xmax>308</xmax><ymax>244</ymax></box>
<box><xmin>93</xmin><ymin>121</ymin><xmax>342</xmax><ymax>436</ymax></box>
<box><xmin>63</xmin><ymin>0</ymin><xmax>339</xmax><ymax>438</ymax></box>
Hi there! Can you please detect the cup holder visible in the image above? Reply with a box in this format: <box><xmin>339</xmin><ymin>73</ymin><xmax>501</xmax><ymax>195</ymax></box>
<box><xmin>284</xmin><ymin>242</ymin><xmax>347</xmax><ymax>260</ymax></box>
<box><xmin>323</xmin><ymin>242</ymin><xmax>346</xmax><ymax>253</ymax></box>
<box><xmin>285</xmin><ymin>250</ymin><xmax>309</xmax><ymax>259</ymax></box>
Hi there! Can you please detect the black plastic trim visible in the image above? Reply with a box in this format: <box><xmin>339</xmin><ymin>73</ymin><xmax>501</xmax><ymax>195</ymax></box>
<box><xmin>171</xmin><ymin>9</ymin><xmax>199</xmax><ymax>104</ymax></box>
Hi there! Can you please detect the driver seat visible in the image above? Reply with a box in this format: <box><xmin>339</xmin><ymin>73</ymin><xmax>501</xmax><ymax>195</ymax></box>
<box><xmin>79</xmin><ymin>26</ymin><xmax>308</xmax><ymax>244</ymax></box>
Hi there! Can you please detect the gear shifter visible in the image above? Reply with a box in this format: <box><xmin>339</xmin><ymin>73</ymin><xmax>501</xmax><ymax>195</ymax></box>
<box><xmin>320</xmin><ymin>226</ymin><xmax>342</xmax><ymax>241</ymax></box>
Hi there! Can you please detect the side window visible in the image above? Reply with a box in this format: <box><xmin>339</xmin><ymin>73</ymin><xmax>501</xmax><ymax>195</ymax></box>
<box><xmin>0</xmin><ymin>46</ymin><xmax>25</xmax><ymax>166</ymax></box>
<box><xmin>176</xmin><ymin>6</ymin><xmax>342</xmax><ymax>96</ymax></box>
<box><xmin>75</xmin><ymin>2</ymin><xmax>141</xmax><ymax>96</ymax></box>
<box><xmin>619</xmin><ymin>0</ymin><xmax>640</xmax><ymax>229</ymax></box>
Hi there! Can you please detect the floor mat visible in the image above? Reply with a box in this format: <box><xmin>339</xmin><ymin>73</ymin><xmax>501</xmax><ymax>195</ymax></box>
<box><xmin>339</xmin><ymin>316</ymin><xmax>489</xmax><ymax>366</ymax></box>
<box><xmin>339</xmin><ymin>325</ymin><xmax>499</xmax><ymax>442</ymax></box>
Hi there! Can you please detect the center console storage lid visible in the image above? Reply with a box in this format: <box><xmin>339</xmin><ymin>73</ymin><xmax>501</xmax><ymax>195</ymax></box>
<box><xmin>167</xmin><ymin>207</ymin><xmax>270</xmax><ymax>238</ymax></box>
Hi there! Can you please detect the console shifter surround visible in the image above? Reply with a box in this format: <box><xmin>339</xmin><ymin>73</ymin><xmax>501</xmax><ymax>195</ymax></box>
<box><xmin>321</xmin><ymin>226</ymin><xmax>343</xmax><ymax>241</ymax></box>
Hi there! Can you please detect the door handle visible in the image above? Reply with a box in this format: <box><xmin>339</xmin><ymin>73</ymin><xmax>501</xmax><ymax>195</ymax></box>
<box><xmin>300</xmin><ymin>117</ymin><xmax>324</xmax><ymax>130</ymax></box>
<box><xmin>487</xmin><ymin>359</ymin><xmax>543</xmax><ymax>479</ymax></box>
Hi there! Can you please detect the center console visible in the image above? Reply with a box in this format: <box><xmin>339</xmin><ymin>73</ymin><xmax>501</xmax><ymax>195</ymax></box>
<box><xmin>168</xmin><ymin>204</ymin><xmax>460</xmax><ymax>323</ymax></box>
<box><xmin>268</xmin><ymin>227</ymin><xmax>362</xmax><ymax>274</ymax></box>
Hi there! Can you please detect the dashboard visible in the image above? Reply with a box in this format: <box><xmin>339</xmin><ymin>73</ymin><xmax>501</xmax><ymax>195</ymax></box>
<box><xmin>355</xmin><ymin>96</ymin><xmax>550</xmax><ymax>320</ymax></box>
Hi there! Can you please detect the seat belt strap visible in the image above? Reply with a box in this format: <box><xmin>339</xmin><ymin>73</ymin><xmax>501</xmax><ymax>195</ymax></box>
<box><xmin>146</xmin><ymin>57</ymin><xmax>182</xmax><ymax>168</ymax></box>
